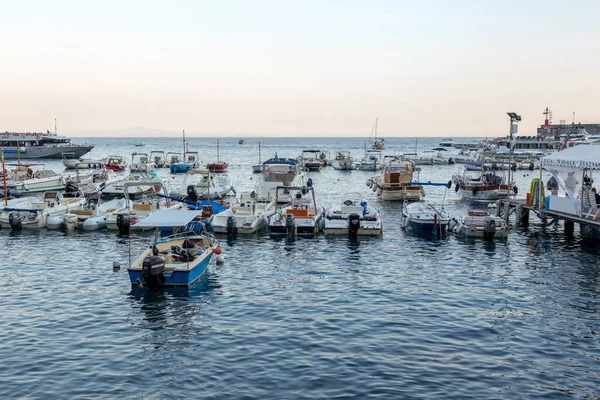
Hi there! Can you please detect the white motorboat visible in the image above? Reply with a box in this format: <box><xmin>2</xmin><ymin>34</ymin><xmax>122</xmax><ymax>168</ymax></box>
<box><xmin>171</xmin><ymin>169</ymin><xmax>235</xmax><ymax>200</ymax></box>
<box><xmin>255</xmin><ymin>157</ymin><xmax>307</xmax><ymax>203</ymax></box>
<box><xmin>210</xmin><ymin>193</ymin><xmax>277</xmax><ymax>234</ymax></box>
<box><xmin>105</xmin><ymin>181</ymin><xmax>181</xmax><ymax>233</ymax></box>
<box><xmin>2</xmin><ymin>164</ymin><xmax>65</xmax><ymax>194</ymax></box>
<box><xmin>301</xmin><ymin>150</ymin><xmax>326</xmax><ymax>171</ymax></box>
<box><xmin>64</xmin><ymin>165</ymin><xmax>122</xmax><ymax>197</ymax></box>
<box><xmin>368</xmin><ymin>160</ymin><xmax>423</xmax><ymax>201</ymax></box>
<box><xmin>165</xmin><ymin>152</ymin><xmax>182</xmax><ymax>168</ymax></box>
<box><xmin>130</xmin><ymin>152</ymin><xmax>155</xmax><ymax>173</ymax></box>
<box><xmin>0</xmin><ymin>192</ymin><xmax>85</xmax><ymax>230</ymax></box>
<box><xmin>452</xmin><ymin>168</ymin><xmax>515</xmax><ymax>201</ymax></box>
<box><xmin>47</xmin><ymin>197</ymin><xmax>131</xmax><ymax>231</ymax></box>
<box><xmin>451</xmin><ymin>211</ymin><xmax>509</xmax><ymax>239</ymax></box>
<box><xmin>252</xmin><ymin>142</ymin><xmax>265</xmax><ymax>173</ymax></box>
<box><xmin>400</xmin><ymin>202</ymin><xmax>450</xmax><ymax>237</ymax></box>
<box><xmin>324</xmin><ymin>193</ymin><xmax>382</xmax><ymax>236</ymax></box>
<box><xmin>356</xmin><ymin>149</ymin><xmax>383</xmax><ymax>171</ymax></box>
<box><xmin>101</xmin><ymin>172</ymin><xmax>160</xmax><ymax>199</ymax></box>
<box><xmin>332</xmin><ymin>151</ymin><xmax>355</xmax><ymax>171</ymax></box>
<box><xmin>150</xmin><ymin>151</ymin><xmax>166</xmax><ymax>168</ymax></box>
<box><xmin>268</xmin><ymin>186</ymin><xmax>323</xmax><ymax>237</ymax></box>
<box><xmin>61</xmin><ymin>153</ymin><xmax>103</xmax><ymax>169</ymax></box>
<box><xmin>439</xmin><ymin>138</ymin><xmax>454</xmax><ymax>147</ymax></box>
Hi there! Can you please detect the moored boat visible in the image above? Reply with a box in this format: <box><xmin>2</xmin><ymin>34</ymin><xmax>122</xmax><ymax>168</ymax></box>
<box><xmin>255</xmin><ymin>157</ymin><xmax>307</xmax><ymax>203</ymax></box>
<box><xmin>210</xmin><ymin>193</ymin><xmax>277</xmax><ymax>234</ymax></box>
<box><xmin>0</xmin><ymin>191</ymin><xmax>85</xmax><ymax>230</ymax></box>
<box><xmin>368</xmin><ymin>160</ymin><xmax>423</xmax><ymax>201</ymax></box>
<box><xmin>105</xmin><ymin>155</ymin><xmax>127</xmax><ymax>172</ymax></box>
<box><xmin>171</xmin><ymin>169</ymin><xmax>235</xmax><ymax>200</ymax></box>
<box><xmin>452</xmin><ymin>168</ymin><xmax>515</xmax><ymax>201</ymax></box>
<box><xmin>400</xmin><ymin>202</ymin><xmax>450</xmax><ymax>237</ymax></box>
<box><xmin>324</xmin><ymin>193</ymin><xmax>382</xmax><ymax>236</ymax></box>
<box><xmin>2</xmin><ymin>164</ymin><xmax>66</xmax><ymax>194</ymax></box>
<box><xmin>269</xmin><ymin>185</ymin><xmax>323</xmax><ymax>237</ymax></box>
<box><xmin>452</xmin><ymin>210</ymin><xmax>509</xmax><ymax>240</ymax></box>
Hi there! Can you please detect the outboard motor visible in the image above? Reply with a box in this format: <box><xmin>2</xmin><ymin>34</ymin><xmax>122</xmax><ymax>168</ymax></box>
<box><xmin>483</xmin><ymin>217</ymin><xmax>496</xmax><ymax>241</ymax></box>
<box><xmin>141</xmin><ymin>256</ymin><xmax>165</xmax><ymax>291</ymax></box>
<box><xmin>9</xmin><ymin>212</ymin><xmax>22</xmax><ymax>231</ymax></box>
<box><xmin>63</xmin><ymin>181</ymin><xmax>80</xmax><ymax>198</ymax></box>
<box><xmin>226</xmin><ymin>216</ymin><xmax>237</xmax><ymax>234</ymax></box>
<box><xmin>285</xmin><ymin>214</ymin><xmax>296</xmax><ymax>236</ymax></box>
<box><xmin>116</xmin><ymin>213</ymin><xmax>131</xmax><ymax>234</ymax></box>
<box><xmin>348</xmin><ymin>213</ymin><xmax>360</xmax><ymax>236</ymax></box>
<box><xmin>187</xmin><ymin>185</ymin><xmax>198</xmax><ymax>202</ymax></box>
<box><xmin>307</xmin><ymin>178</ymin><xmax>313</xmax><ymax>188</ymax></box>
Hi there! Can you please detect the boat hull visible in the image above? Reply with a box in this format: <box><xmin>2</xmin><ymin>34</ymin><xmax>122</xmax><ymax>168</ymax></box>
<box><xmin>128</xmin><ymin>252</ymin><xmax>213</xmax><ymax>287</ymax></box>
<box><xmin>0</xmin><ymin>145</ymin><xmax>94</xmax><ymax>159</ymax></box>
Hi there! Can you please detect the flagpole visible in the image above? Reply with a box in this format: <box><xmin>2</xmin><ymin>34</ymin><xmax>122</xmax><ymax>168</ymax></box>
<box><xmin>2</xmin><ymin>150</ymin><xmax>8</xmax><ymax>206</ymax></box>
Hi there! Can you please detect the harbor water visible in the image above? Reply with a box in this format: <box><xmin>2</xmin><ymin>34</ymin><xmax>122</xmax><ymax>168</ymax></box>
<box><xmin>1</xmin><ymin>137</ymin><xmax>599</xmax><ymax>398</ymax></box>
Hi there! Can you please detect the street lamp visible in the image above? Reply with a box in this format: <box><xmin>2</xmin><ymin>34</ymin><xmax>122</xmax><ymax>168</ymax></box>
<box><xmin>506</xmin><ymin>112</ymin><xmax>521</xmax><ymax>203</ymax></box>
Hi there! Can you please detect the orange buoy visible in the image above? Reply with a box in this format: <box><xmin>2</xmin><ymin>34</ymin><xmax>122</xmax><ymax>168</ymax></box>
<box><xmin>214</xmin><ymin>247</ymin><xmax>223</xmax><ymax>255</ymax></box>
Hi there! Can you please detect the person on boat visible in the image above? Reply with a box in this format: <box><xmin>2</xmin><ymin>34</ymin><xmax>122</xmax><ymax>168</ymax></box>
<box><xmin>547</xmin><ymin>176</ymin><xmax>559</xmax><ymax>196</ymax></box>
<box><xmin>593</xmin><ymin>188</ymin><xmax>600</xmax><ymax>205</ymax></box>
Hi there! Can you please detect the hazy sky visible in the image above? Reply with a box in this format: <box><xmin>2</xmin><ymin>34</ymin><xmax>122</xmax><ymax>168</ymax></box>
<box><xmin>1</xmin><ymin>0</ymin><xmax>599</xmax><ymax>137</ymax></box>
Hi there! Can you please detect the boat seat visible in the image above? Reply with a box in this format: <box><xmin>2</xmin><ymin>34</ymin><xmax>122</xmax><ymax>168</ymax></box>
<box><xmin>583</xmin><ymin>191</ymin><xmax>600</xmax><ymax>220</ymax></box>
<box><xmin>71</xmin><ymin>209</ymin><xmax>93</xmax><ymax>216</ymax></box>
<box><xmin>288</xmin><ymin>208</ymin><xmax>309</xmax><ymax>217</ymax></box>
<box><xmin>132</xmin><ymin>203</ymin><xmax>152</xmax><ymax>211</ymax></box>
<box><xmin>341</xmin><ymin>205</ymin><xmax>364</xmax><ymax>215</ymax></box>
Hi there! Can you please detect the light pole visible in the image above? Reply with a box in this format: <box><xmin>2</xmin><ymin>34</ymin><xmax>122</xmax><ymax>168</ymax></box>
<box><xmin>506</xmin><ymin>112</ymin><xmax>521</xmax><ymax>203</ymax></box>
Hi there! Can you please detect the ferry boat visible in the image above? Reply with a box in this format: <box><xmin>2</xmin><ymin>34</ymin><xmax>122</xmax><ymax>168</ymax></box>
<box><xmin>0</xmin><ymin>130</ymin><xmax>94</xmax><ymax>159</ymax></box>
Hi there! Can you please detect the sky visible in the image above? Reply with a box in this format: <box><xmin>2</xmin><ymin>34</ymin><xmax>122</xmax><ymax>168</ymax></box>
<box><xmin>1</xmin><ymin>0</ymin><xmax>599</xmax><ymax>137</ymax></box>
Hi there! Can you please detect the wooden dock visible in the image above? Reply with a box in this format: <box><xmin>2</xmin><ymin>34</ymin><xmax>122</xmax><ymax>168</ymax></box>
<box><xmin>500</xmin><ymin>199</ymin><xmax>600</xmax><ymax>235</ymax></box>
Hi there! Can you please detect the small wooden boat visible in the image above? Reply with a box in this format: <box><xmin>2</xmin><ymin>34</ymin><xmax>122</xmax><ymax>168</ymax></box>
<box><xmin>127</xmin><ymin>209</ymin><xmax>221</xmax><ymax>290</ymax></box>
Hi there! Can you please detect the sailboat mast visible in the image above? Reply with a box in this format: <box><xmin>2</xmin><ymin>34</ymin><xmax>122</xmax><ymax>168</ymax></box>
<box><xmin>217</xmin><ymin>138</ymin><xmax>220</xmax><ymax>163</ymax></box>
<box><xmin>182</xmin><ymin>130</ymin><xmax>186</xmax><ymax>157</ymax></box>
<box><xmin>2</xmin><ymin>150</ymin><xmax>7</xmax><ymax>206</ymax></box>
<box><xmin>55</xmin><ymin>118</ymin><xmax>57</xmax><ymax>134</ymax></box>
<box><xmin>258</xmin><ymin>141</ymin><xmax>261</xmax><ymax>163</ymax></box>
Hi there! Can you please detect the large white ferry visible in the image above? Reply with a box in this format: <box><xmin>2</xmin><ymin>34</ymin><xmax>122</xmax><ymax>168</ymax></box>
<box><xmin>0</xmin><ymin>130</ymin><xmax>94</xmax><ymax>159</ymax></box>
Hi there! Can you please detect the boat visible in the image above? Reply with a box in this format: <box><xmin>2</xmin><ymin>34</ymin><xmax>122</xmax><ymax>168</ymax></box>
<box><xmin>332</xmin><ymin>151</ymin><xmax>355</xmax><ymax>171</ymax></box>
<box><xmin>150</xmin><ymin>151</ymin><xmax>166</xmax><ymax>168</ymax></box>
<box><xmin>0</xmin><ymin>191</ymin><xmax>85</xmax><ymax>230</ymax></box>
<box><xmin>105</xmin><ymin>155</ymin><xmax>127</xmax><ymax>172</ymax></box>
<box><xmin>165</xmin><ymin>152</ymin><xmax>182</xmax><ymax>168</ymax></box>
<box><xmin>452</xmin><ymin>168</ymin><xmax>515</xmax><ymax>201</ymax></box>
<box><xmin>2</xmin><ymin>164</ymin><xmax>66</xmax><ymax>194</ymax></box>
<box><xmin>48</xmin><ymin>197</ymin><xmax>131</xmax><ymax>231</ymax></box>
<box><xmin>356</xmin><ymin>147</ymin><xmax>383</xmax><ymax>171</ymax></box>
<box><xmin>207</xmin><ymin>139</ymin><xmax>229</xmax><ymax>173</ymax></box>
<box><xmin>268</xmin><ymin>185</ymin><xmax>323</xmax><ymax>237</ymax></box>
<box><xmin>127</xmin><ymin>210</ymin><xmax>220</xmax><ymax>289</ymax></box>
<box><xmin>400</xmin><ymin>202</ymin><xmax>450</xmax><ymax>237</ymax></box>
<box><xmin>134</xmin><ymin>143</ymin><xmax>145</xmax><ymax>147</ymax></box>
<box><xmin>452</xmin><ymin>211</ymin><xmax>509</xmax><ymax>239</ymax></box>
<box><xmin>171</xmin><ymin>169</ymin><xmax>235</xmax><ymax>200</ymax></box>
<box><xmin>61</xmin><ymin>152</ymin><xmax>103</xmax><ymax>169</ymax></box>
<box><xmin>369</xmin><ymin>118</ymin><xmax>384</xmax><ymax>150</ymax></box>
<box><xmin>209</xmin><ymin>193</ymin><xmax>277</xmax><ymax>234</ymax></box>
<box><xmin>101</xmin><ymin>172</ymin><xmax>160</xmax><ymax>200</ymax></box>
<box><xmin>255</xmin><ymin>157</ymin><xmax>307</xmax><ymax>203</ymax></box>
<box><xmin>252</xmin><ymin>142</ymin><xmax>264</xmax><ymax>173</ymax></box>
<box><xmin>368</xmin><ymin>160</ymin><xmax>423</xmax><ymax>201</ymax></box>
<box><xmin>301</xmin><ymin>150</ymin><xmax>326</xmax><ymax>171</ymax></box>
<box><xmin>239</xmin><ymin>139</ymin><xmax>245</xmax><ymax>145</ymax></box>
<box><xmin>105</xmin><ymin>181</ymin><xmax>181</xmax><ymax>233</ymax></box>
<box><xmin>439</xmin><ymin>138</ymin><xmax>453</xmax><ymax>147</ymax></box>
<box><xmin>64</xmin><ymin>164</ymin><xmax>121</xmax><ymax>197</ymax></box>
<box><xmin>324</xmin><ymin>193</ymin><xmax>382</xmax><ymax>236</ymax></box>
<box><xmin>170</xmin><ymin>130</ymin><xmax>198</xmax><ymax>173</ymax></box>
<box><xmin>0</xmin><ymin>122</ymin><xmax>94</xmax><ymax>159</ymax></box>
<box><xmin>130</xmin><ymin>153</ymin><xmax>155</xmax><ymax>173</ymax></box>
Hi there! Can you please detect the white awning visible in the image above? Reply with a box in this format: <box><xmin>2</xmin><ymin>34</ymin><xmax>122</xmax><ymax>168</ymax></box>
<box><xmin>540</xmin><ymin>145</ymin><xmax>600</xmax><ymax>170</ymax></box>
<box><xmin>133</xmin><ymin>209</ymin><xmax>202</xmax><ymax>228</ymax></box>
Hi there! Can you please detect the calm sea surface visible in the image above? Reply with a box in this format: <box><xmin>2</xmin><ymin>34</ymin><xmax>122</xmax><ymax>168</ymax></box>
<box><xmin>1</xmin><ymin>136</ymin><xmax>599</xmax><ymax>399</ymax></box>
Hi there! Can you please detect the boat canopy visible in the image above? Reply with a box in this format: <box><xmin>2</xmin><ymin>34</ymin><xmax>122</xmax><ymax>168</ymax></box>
<box><xmin>133</xmin><ymin>209</ymin><xmax>203</xmax><ymax>228</ymax></box>
<box><xmin>540</xmin><ymin>145</ymin><xmax>600</xmax><ymax>170</ymax></box>
<box><xmin>263</xmin><ymin>157</ymin><xmax>298</xmax><ymax>165</ymax></box>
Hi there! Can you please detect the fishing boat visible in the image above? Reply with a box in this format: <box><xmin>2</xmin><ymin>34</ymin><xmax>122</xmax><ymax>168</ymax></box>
<box><xmin>2</xmin><ymin>164</ymin><xmax>66</xmax><ymax>194</ymax></box>
<box><xmin>207</xmin><ymin>139</ymin><xmax>229</xmax><ymax>172</ymax></box>
<box><xmin>400</xmin><ymin>202</ymin><xmax>450</xmax><ymax>237</ymax></box>
<box><xmin>0</xmin><ymin>191</ymin><xmax>85</xmax><ymax>230</ymax></box>
<box><xmin>105</xmin><ymin>155</ymin><xmax>127</xmax><ymax>172</ymax></box>
<box><xmin>255</xmin><ymin>157</ymin><xmax>307</xmax><ymax>203</ymax></box>
<box><xmin>101</xmin><ymin>172</ymin><xmax>159</xmax><ymax>200</ymax></box>
<box><xmin>61</xmin><ymin>153</ymin><xmax>103</xmax><ymax>169</ymax></box>
<box><xmin>268</xmin><ymin>185</ymin><xmax>323</xmax><ymax>237</ymax></box>
<box><xmin>171</xmin><ymin>169</ymin><xmax>235</xmax><ymax>200</ymax></box>
<box><xmin>369</xmin><ymin>118</ymin><xmax>385</xmax><ymax>150</ymax></box>
<box><xmin>451</xmin><ymin>211</ymin><xmax>509</xmax><ymax>240</ymax></box>
<box><xmin>150</xmin><ymin>151</ymin><xmax>166</xmax><ymax>168</ymax></box>
<box><xmin>452</xmin><ymin>168</ymin><xmax>515</xmax><ymax>201</ymax></box>
<box><xmin>324</xmin><ymin>193</ymin><xmax>382</xmax><ymax>236</ymax></box>
<box><xmin>332</xmin><ymin>151</ymin><xmax>355</xmax><ymax>171</ymax></box>
<box><xmin>130</xmin><ymin>153</ymin><xmax>155</xmax><ymax>173</ymax></box>
<box><xmin>127</xmin><ymin>209</ymin><xmax>220</xmax><ymax>290</ymax></box>
<box><xmin>165</xmin><ymin>152</ymin><xmax>182</xmax><ymax>168</ymax></box>
<box><xmin>170</xmin><ymin>130</ymin><xmax>197</xmax><ymax>173</ymax></box>
<box><xmin>210</xmin><ymin>193</ymin><xmax>277</xmax><ymax>234</ymax></box>
<box><xmin>0</xmin><ymin>121</ymin><xmax>94</xmax><ymax>159</ymax></box>
<box><xmin>300</xmin><ymin>149</ymin><xmax>326</xmax><ymax>171</ymax></box>
<box><xmin>106</xmin><ymin>181</ymin><xmax>181</xmax><ymax>233</ymax></box>
<box><xmin>252</xmin><ymin>142</ymin><xmax>264</xmax><ymax>173</ymax></box>
<box><xmin>356</xmin><ymin>147</ymin><xmax>383</xmax><ymax>171</ymax></box>
<box><xmin>367</xmin><ymin>160</ymin><xmax>423</xmax><ymax>201</ymax></box>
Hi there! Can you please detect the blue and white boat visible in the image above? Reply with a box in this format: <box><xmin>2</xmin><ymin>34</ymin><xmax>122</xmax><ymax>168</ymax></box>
<box><xmin>400</xmin><ymin>202</ymin><xmax>450</xmax><ymax>237</ymax></box>
<box><xmin>127</xmin><ymin>209</ymin><xmax>220</xmax><ymax>290</ymax></box>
